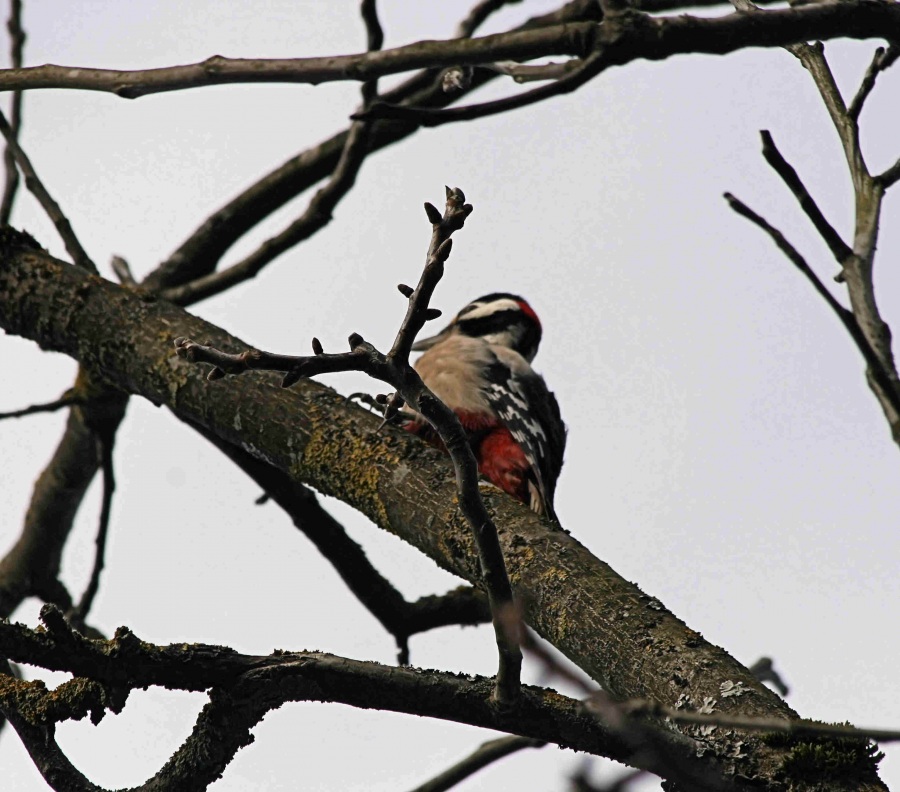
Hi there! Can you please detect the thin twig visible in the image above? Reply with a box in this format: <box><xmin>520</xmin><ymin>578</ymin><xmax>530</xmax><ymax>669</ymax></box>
<box><xmin>0</xmin><ymin>0</ymin><xmax>24</xmax><ymax>225</ymax></box>
<box><xmin>161</xmin><ymin>120</ymin><xmax>371</xmax><ymax>305</ymax></box>
<box><xmin>193</xmin><ymin>420</ymin><xmax>489</xmax><ymax>665</ymax></box>
<box><xmin>848</xmin><ymin>42</ymin><xmax>900</xmax><ymax>123</ymax></box>
<box><xmin>0</xmin><ymin>107</ymin><xmax>96</xmax><ymax>272</ymax></box>
<box><xmin>142</xmin><ymin>1</ymin><xmax>602</xmax><ymax>293</ymax></box>
<box><xmin>877</xmin><ymin>155</ymin><xmax>900</xmax><ymax>189</ymax></box>
<box><xmin>724</xmin><ymin>192</ymin><xmax>900</xmax><ymax>420</ymax></box>
<box><xmin>759</xmin><ymin>129</ymin><xmax>851</xmax><ymax>266</ymax></box>
<box><xmin>110</xmin><ymin>255</ymin><xmax>136</xmax><ymax>285</ymax></box>
<box><xmin>0</xmin><ymin>391</ymin><xmax>80</xmax><ymax>420</ymax></box>
<box><xmin>360</xmin><ymin>0</ymin><xmax>384</xmax><ymax>107</ymax></box>
<box><xmin>355</xmin><ymin>51</ymin><xmax>604</xmax><ymax>127</ymax></box>
<box><xmin>456</xmin><ymin>0</ymin><xmax>523</xmax><ymax>38</ymax></box>
<box><xmin>748</xmin><ymin>656</ymin><xmax>789</xmax><ymax>697</ymax></box>
<box><xmin>174</xmin><ymin>188</ymin><xmax>523</xmax><ymax>706</ymax></box>
<box><xmin>408</xmin><ymin>736</ymin><xmax>546</xmax><ymax>792</ymax></box>
<box><xmin>69</xmin><ymin>431</ymin><xmax>116</xmax><ymax>626</ymax></box>
<box><xmin>788</xmin><ymin>43</ymin><xmax>865</xmax><ymax>182</ymax></box>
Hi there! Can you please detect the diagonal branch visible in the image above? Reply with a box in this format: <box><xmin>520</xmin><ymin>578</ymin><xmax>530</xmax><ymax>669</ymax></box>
<box><xmin>140</xmin><ymin>1</ymin><xmax>604</xmax><ymax>293</ymax></box>
<box><xmin>848</xmin><ymin>42</ymin><xmax>900</xmax><ymax>123</ymax></box>
<box><xmin>159</xmin><ymin>2</ymin><xmax>385</xmax><ymax>306</ymax></box>
<box><xmin>724</xmin><ymin>192</ymin><xmax>900</xmax><ymax>422</ymax></box>
<box><xmin>408</xmin><ymin>736</ymin><xmax>546</xmax><ymax>792</ymax></box>
<box><xmin>192</xmin><ymin>420</ymin><xmax>489</xmax><ymax>665</ymax></box>
<box><xmin>0</xmin><ymin>108</ymin><xmax>96</xmax><ymax>272</ymax></box>
<box><xmin>759</xmin><ymin>130</ymin><xmax>852</xmax><ymax>267</ymax></box>
<box><xmin>68</xmin><ymin>428</ymin><xmax>116</xmax><ymax>628</ymax></box>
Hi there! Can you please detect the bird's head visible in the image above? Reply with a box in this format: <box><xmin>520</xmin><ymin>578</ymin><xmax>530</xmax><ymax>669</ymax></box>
<box><xmin>412</xmin><ymin>293</ymin><xmax>543</xmax><ymax>362</ymax></box>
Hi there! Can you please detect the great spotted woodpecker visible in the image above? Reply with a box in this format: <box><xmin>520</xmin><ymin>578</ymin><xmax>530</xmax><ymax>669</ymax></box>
<box><xmin>403</xmin><ymin>293</ymin><xmax>566</xmax><ymax>521</ymax></box>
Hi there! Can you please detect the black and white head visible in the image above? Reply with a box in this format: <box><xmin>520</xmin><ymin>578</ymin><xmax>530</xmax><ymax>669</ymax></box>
<box><xmin>412</xmin><ymin>293</ymin><xmax>543</xmax><ymax>362</ymax></box>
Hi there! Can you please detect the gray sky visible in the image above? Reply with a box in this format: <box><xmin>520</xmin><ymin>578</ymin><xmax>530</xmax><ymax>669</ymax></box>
<box><xmin>2</xmin><ymin>2</ymin><xmax>898</xmax><ymax>790</ymax></box>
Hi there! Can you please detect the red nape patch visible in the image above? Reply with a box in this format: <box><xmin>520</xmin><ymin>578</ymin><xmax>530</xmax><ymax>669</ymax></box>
<box><xmin>516</xmin><ymin>299</ymin><xmax>541</xmax><ymax>332</ymax></box>
<box><xmin>476</xmin><ymin>427</ymin><xmax>530</xmax><ymax>505</ymax></box>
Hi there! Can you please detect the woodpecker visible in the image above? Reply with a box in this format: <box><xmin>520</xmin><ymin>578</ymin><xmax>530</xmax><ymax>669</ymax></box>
<box><xmin>402</xmin><ymin>293</ymin><xmax>565</xmax><ymax>521</ymax></box>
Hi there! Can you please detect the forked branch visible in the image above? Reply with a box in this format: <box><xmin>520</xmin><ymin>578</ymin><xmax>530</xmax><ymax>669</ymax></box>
<box><xmin>174</xmin><ymin>188</ymin><xmax>524</xmax><ymax>706</ymax></box>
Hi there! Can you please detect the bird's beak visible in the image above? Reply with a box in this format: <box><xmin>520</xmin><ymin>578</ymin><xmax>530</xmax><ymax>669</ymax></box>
<box><xmin>411</xmin><ymin>322</ymin><xmax>454</xmax><ymax>352</ymax></box>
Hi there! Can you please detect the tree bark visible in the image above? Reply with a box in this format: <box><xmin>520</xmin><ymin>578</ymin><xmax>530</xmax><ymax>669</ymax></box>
<box><xmin>0</xmin><ymin>232</ymin><xmax>886</xmax><ymax>791</ymax></box>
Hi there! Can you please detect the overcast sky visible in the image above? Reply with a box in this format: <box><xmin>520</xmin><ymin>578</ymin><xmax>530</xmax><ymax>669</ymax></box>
<box><xmin>2</xmin><ymin>2</ymin><xmax>898</xmax><ymax>790</ymax></box>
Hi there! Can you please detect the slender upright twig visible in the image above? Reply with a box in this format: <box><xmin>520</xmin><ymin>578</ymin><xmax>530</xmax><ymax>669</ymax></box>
<box><xmin>0</xmin><ymin>0</ymin><xmax>24</xmax><ymax>225</ymax></box>
<box><xmin>69</xmin><ymin>432</ymin><xmax>116</xmax><ymax>626</ymax></box>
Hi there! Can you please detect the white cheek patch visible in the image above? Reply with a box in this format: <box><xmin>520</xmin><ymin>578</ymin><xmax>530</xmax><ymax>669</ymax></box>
<box><xmin>463</xmin><ymin>298</ymin><xmax>520</xmax><ymax>322</ymax></box>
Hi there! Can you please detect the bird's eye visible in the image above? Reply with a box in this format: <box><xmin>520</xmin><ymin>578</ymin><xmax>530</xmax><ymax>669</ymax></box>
<box><xmin>457</xmin><ymin>303</ymin><xmax>481</xmax><ymax>317</ymax></box>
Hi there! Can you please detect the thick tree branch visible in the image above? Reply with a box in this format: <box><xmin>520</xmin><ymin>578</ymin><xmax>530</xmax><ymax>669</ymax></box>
<box><xmin>0</xmin><ymin>613</ymin><xmax>665</xmax><ymax>782</ymax></box>
<box><xmin>0</xmin><ymin>3</ymin><xmax>896</xmax><ymax>97</ymax></box>
<box><xmin>2</xmin><ymin>234</ymin><xmax>889</xmax><ymax>790</ymax></box>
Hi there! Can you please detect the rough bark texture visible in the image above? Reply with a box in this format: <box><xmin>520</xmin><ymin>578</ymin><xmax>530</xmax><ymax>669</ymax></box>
<box><xmin>0</xmin><ymin>234</ymin><xmax>886</xmax><ymax>791</ymax></box>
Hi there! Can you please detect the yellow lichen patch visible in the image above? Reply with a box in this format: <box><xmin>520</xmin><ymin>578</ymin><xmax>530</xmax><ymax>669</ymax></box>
<box><xmin>297</xmin><ymin>421</ymin><xmax>392</xmax><ymax>529</ymax></box>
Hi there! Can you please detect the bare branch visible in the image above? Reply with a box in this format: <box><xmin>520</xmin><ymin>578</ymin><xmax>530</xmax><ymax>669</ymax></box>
<box><xmin>160</xmin><ymin>2</ymin><xmax>385</xmax><ymax>306</ymax></box>
<box><xmin>0</xmin><ymin>390</ymin><xmax>79</xmax><ymax>420</ymax></box>
<box><xmin>484</xmin><ymin>58</ymin><xmax>583</xmax><ymax>82</ymax></box>
<box><xmin>759</xmin><ymin>129</ymin><xmax>852</xmax><ymax>266</ymax></box>
<box><xmin>408</xmin><ymin>736</ymin><xmax>546</xmax><ymax>792</ymax></box>
<box><xmin>0</xmin><ymin>4</ymin><xmax>897</xmax><ymax>98</ymax></box>
<box><xmin>174</xmin><ymin>188</ymin><xmax>524</xmax><ymax>705</ymax></box>
<box><xmin>0</xmin><ymin>613</ymin><xmax>639</xmax><ymax>766</ymax></box>
<box><xmin>192</xmin><ymin>421</ymin><xmax>489</xmax><ymax>665</ymax></box>
<box><xmin>0</xmin><ymin>108</ymin><xmax>96</xmax><ymax>272</ymax></box>
<box><xmin>848</xmin><ymin>42</ymin><xmax>900</xmax><ymax>122</ymax></box>
<box><xmin>877</xmin><ymin>155</ymin><xmax>900</xmax><ymax>189</ymax></box>
<box><xmin>141</xmin><ymin>2</ymin><xmax>602</xmax><ymax>294</ymax></box>
<box><xmin>110</xmin><ymin>255</ymin><xmax>136</xmax><ymax>285</ymax></box>
<box><xmin>0</xmin><ymin>0</ymin><xmax>24</xmax><ymax>225</ymax></box>
<box><xmin>788</xmin><ymin>42</ymin><xmax>865</xmax><ymax>181</ymax></box>
<box><xmin>68</xmin><ymin>431</ymin><xmax>116</xmax><ymax>628</ymax></box>
<box><xmin>356</xmin><ymin>51</ymin><xmax>604</xmax><ymax>127</ymax></box>
<box><xmin>724</xmin><ymin>192</ymin><xmax>900</xmax><ymax>421</ymax></box>
<box><xmin>161</xmin><ymin>117</ymin><xmax>372</xmax><ymax>305</ymax></box>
